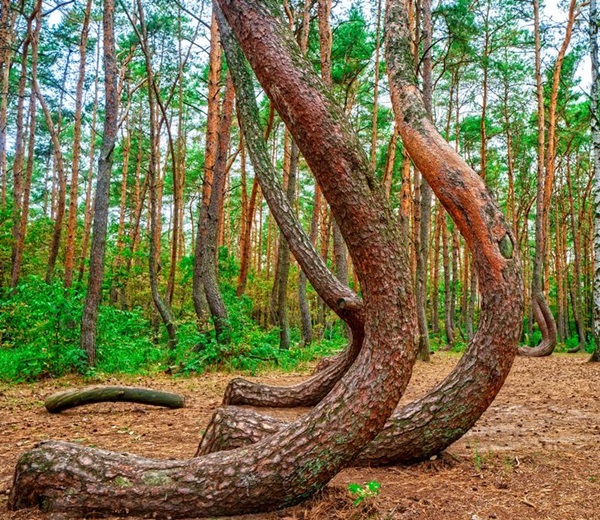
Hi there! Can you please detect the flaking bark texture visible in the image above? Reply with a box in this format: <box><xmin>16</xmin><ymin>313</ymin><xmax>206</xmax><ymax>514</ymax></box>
<box><xmin>9</xmin><ymin>2</ymin><xmax>417</xmax><ymax>517</ymax></box>
<box><xmin>218</xmin><ymin>17</ymin><xmax>365</xmax><ymax>406</ymax></box>
<box><xmin>198</xmin><ymin>0</ymin><xmax>523</xmax><ymax>468</ymax></box>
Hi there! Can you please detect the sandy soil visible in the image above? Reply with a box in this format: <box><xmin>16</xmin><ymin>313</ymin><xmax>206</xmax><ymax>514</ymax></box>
<box><xmin>0</xmin><ymin>352</ymin><xmax>598</xmax><ymax>520</ymax></box>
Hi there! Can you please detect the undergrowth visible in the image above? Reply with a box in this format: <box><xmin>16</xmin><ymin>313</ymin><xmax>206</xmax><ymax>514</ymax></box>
<box><xmin>0</xmin><ymin>276</ymin><xmax>345</xmax><ymax>382</ymax></box>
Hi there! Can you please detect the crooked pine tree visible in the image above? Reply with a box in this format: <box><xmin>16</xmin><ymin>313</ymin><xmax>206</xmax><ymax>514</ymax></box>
<box><xmin>197</xmin><ymin>0</ymin><xmax>523</xmax><ymax>468</ymax></box>
<box><xmin>9</xmin><ymin>0</ymin><xmax>522</xmax><ymax>515</ymax></box>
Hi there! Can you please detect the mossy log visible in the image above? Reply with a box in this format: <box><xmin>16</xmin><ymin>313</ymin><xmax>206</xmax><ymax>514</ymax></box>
<box><xmin>44</xmin><ymin>386</ymin><xmax>185</xmax><ymax>413</ymax></box>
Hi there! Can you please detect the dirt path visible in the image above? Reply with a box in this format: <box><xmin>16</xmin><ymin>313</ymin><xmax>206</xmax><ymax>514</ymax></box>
<box><xmin>1</xmin><ymin>353</ymin><xmax>598</xmax><ymax>519</ymax></box>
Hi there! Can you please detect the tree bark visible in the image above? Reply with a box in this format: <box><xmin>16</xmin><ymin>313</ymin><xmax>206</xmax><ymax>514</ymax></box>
<box><xmin>11</xmin><ymin>89</ymin><xmax>36</xmax><ymax>288</ymax></box>
<box><xmin>236</xmin><ymin>140</ymin><xmax>260</xmax><ymax>297</ymax></box>
<box><xmin>110</xmin><ymin>113</ymin><xmax>132</xmax><ymax>305</ymax></box>
<box><xmin>80</xmin><ymin>0</ymin><xmax>118</xmax><ymax>366</ymax></box>
<box><xmin>273</xmin><ymin>136</ymin><xmax>298</xmax><ymax>350</ymax></box>
<box><xmin>10</xmin><ymin>3</ymin><xmax>38</xmax><ymax>289</ymax></box>
<box><xmin>10</xmin><ymin>2</ymin><xmax>40</xmax><ymax>288</ymax></box>
<box><xmin>77</xmin><ymin>41</ymin><xmax>100</xmax><ymax>284</ymax></box>
<box><xmin>0</xmin><ymin>0</ymin><xmax>17</xmax><ymax>209</ymax></box>
<box><xmin>198</xmin><ymin>0</ymin><xmax>523</xmax><ymax>471</ymax></box>
<box><xmin>219</xmin><ymin>24</ymin><xmax>364</xmax><ymax>405</ymax></box>
<box><xmin>442</xmin><ymin>214</ymin><xmax>454</xmax><ymax>346</ymax></box>
<box><xmin>566</xmin><ymin>159</ymin><xmax>587</xmax><ymax>352</ymax></box>
<box><xmin>198</xmin><ymin>74</ymin><xmax>235</xmax><ymax>343</ymax></box>
<box><xmin>520</xmin><ymin>0</ymin><xmax>576</xmax><ymax>357</ymax></box>
<box><xmin>64</xmin><ymin>0</ymin><xmax>93</xmax><ymax>288</ymax></box>
<box><xmin>39</xmin><ymin>57</ymin><xmax>69</xmax><ymax>285</ymax></box>
<box><xmin>591</xmin><ymin>0</ymin><xmax>600</xmax><ymax>362</ymax></box>
<box><xmin>193</xmin><ymin>11</ymin><xmax>221</xmax><ymax>326</ymax></box>
<box><xmin>9</xmin><ymin>2</ymin><xmax>418</xmax><ymax>516</ymax></box>
<box><xmin>415</xmin><ymin>0</ymin><xmax>432</xmax><ymax>361</ymax></box>
<box><xmin>132</xmin><ymin>0</ymin><xmax>177</xmax><ymax>348</ymax></box>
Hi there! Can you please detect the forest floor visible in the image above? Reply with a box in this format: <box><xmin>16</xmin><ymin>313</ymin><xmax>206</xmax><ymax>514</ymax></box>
<box><xmin>0</xmin><ymin>352</ymin><xmax>598</xmax><ymax>520</ymax></box>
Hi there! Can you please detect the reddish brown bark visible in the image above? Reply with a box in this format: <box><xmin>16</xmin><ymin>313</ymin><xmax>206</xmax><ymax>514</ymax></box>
<box><xmin>193</xmin><ymin>10</ymin><xmax>221</xmax><ymax>324</ymax></box>
<box><xmin>10</xmin><ymin>2</ymin><xmax>39</xmax><ymax>288</ymax></box>
<box><xmin>9</xmin><ymin>2</ymin><xmax>417</xmax><ymax>516</ymax></box>
<box><xmin>198</xmin><ymin>75</ymin><xmax>235</xmax><ymax>342</ymax></box>
<box><xmin>64</xmin><ymin>0</ymin><xmax>93</xmax><ymax>288</ymax></box>
<box><xmin>10</xmin><ymin>2</ymin><xmax>40</xmax><ymax>288</ymax></box>
<box><xmin>198</xmin><ymin>0</ymin><xmax>522</xmax><ymax>470</ymax></box>
<box><xmin>520</xmin><ymin>0</ymin><xmax>576</xmax><ymax>357</ymax></box>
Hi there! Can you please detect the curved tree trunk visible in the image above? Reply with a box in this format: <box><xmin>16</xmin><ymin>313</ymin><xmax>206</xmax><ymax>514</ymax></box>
<box><xmin>80</xmin><ymin>0</ymin><xmax>118</xmax><ymax>366</ymax></box>
<box><xmin>217</xmin><ymin>23</ymin><xmax>365</xmax><ymax>404</ymax></box>
<box><xmin>9</xmin><ymin>3</ymin><xmax>418</xmax><ymax>517</ymax></box>
<box><xmin>197</xmin><ymin>0</ymin><xmax>523</xmax><ymax>469</ymax></box>
<box><xmin>223</xmin><ymin>331</ymin><xmax>363</xmax><ymax>407</ymax></box>
<box><xmin>45</xmin><ymin>386</ymin><xmax>185</xmax><ymax>413</ymax></box>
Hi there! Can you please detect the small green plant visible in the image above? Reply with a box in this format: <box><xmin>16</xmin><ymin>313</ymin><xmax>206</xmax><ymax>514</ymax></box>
<box><xmin>347</xmin><ymin>481</ymin><xmax>381</xmax><ymax>506</ymax></box>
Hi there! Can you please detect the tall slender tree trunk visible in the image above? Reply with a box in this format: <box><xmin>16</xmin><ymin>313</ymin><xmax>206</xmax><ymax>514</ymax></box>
<box><xmin>10</xmin><ymin>1</ymin><xmax>40</xmax><ymax>288</ymax></box>
<box><xmin>566</xmin><ymin>161</ymin><xmax>586</xmax><ymax>351</ymax></box>
<box><xmin>78</xmin><ymin>38</ymin><xmax>100</xmax><ymax>284</ymax></box>
<box><xmin>442</xmin><ymin>214</ymin><xmax>454</xmax><ymax>346</ymax></box>
<box><xmin>431</xmin><ymin>205</ymin><xmax>441</xmax><ymax>334</ymax></box>
<box><xmin>134</xmin><ymin>0</ymin><xmax>177</xmax><ymax>348</ymax></box>
<box><xmin>81</xmin><ymin>0</ymin><xmax>118</xmax><ymax>366</ymax></box>
<box><xmin>274</xmin><ymin>136</ymin><xmax>299</xmax><ymax>350</ymax></box>
<box><xmin>370</xmin><ymin>0</ymin><xmax>382</xmax><ymax>169</ymax></box>
<box><xmin>193</xmin><ymin>11</ymin><xmax>221</xmax><ymax>326</ymax></box>
<box><xmin>64</xmin><ymin>0</ymin><xmax>93</xmax><ymax>288</ymax></box>
<box><xmin>319</xmin><ymin>0</ymin><xmax>348</xmax><ymax>290</ymax></box>
<box><xmin>236</xmin><ymin>138</ymin><xmax>260</xmax><ymax>297</ymax></box>
<box><xmin>296</xmin><ymin>0</ymin><xmax>315</xmax><ymax>345</ymax></box>
<box><xmin>0</xmin><ymin>0</ymin><xmax>17</xmax><ymax>209</ymax></box>
<box><xmin>41</xmin><ymin>51</ymin><xmax>71</xmax><ymax>285</ymax></box>
<box><xmin>11</xmin><ymin>88</ymin><xmax>37</xmax><ymax>288</ymax></box>
<box><xmin>110</xmin><ymin>112</ymin><xmax>131</xmax><ymax>304</ymax></box>
<box><xmin>199</xmin><ymin>75</ymin><xmax>235</xmax><ymax>342</ymax></box>
<box><xmin>415</xmin><ymin>0</ymin><xmax>432</xmax><ymax>361</ymax></box>
<box><xmin>10</xmin><ymin>3</ymin><xmax>37</xmax><ymax>288</ymax></box>
<box><xmin>591</xmin><ymin>0</ymin><xmax>600</xmax><ymax>361</ymax></box>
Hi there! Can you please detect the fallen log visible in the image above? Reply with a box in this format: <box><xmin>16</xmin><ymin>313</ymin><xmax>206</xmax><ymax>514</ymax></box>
<box><xmin>44</xmin><ymin>386</ymin><xmax>185</xmax><ymax>413</ymax></box>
